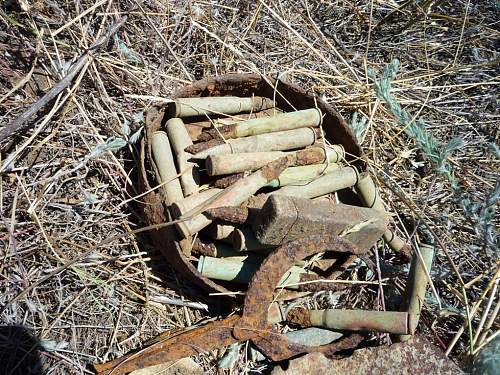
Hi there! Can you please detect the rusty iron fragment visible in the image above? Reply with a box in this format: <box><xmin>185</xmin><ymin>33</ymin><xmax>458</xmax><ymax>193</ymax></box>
<box><xmin>295</xmin><ymin>273</ymin><xmax>351</xmax><ymax>292</ymax></box>
<box><xmin>205</xmin><ymin>194</ymin><xmax>389</xmax><ymax>254</ymax></box>
<box><xmin>253</xmin><ymin>195</ymin><xmax>389</xmax><ymax>250</ymax></box>
<box><xmin>286</xmin><ymin>307</ymin><xmax>417</xmax><ymax>335</ymax></box>
<box><xmin>203</xmin><ymin>206</ymin><xmax>254</xmax><ymax>225</ymax></box>
<box><xmin>233</xmin><ymin>235</ymin><xmax>361</xmax><ymax>361</ymax></box>
<box><xmin>198</xmin><ymin>108</ymin><xmax>322</xmax><ymax>141</ymax></box>
<box><xmin>250</xmin><ymin>327</ymin><xmax>345</xmax><ymax>362</ymax></box>
<box><xmin>93</xmin><ymin>315</ymin><xmax>240</xmax><ymax>375</ymax></box>
<box><xmin>94</xmin><ymin>236</ymin><xmax>363</xmax><ymax>374</ymax></box>
<box><xmin>213</xmin><ymin>172</ymin><xmax>247</xmax><ymax>189</ymax></box>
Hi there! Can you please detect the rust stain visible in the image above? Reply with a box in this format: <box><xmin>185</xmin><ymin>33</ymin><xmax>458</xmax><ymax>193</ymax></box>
<box><xmin>204</xmin><ymin>206</ymin><xmax>251</xmax><ymax>225</ymax></box>
<box><xmin>213</xmin><ymin>172</ymin><xmax>246</xmax><ymax>188</ymax></box>
<box><xmin>260</xmin><ymin>155</ymin><xmax>293</xmax><ymax>181</ymax></box>
<box><xmin>286</xmin><ymin>307</ymin><xmax>312</xmax><ymax>327</ymax></box>
<box><xmin>293</xmin><ymin>147</ymin><xmax>326</xmax><ymax>166</ymax></box>
<box><xmin>241</xmin><ymin>194</ymin><xmax>269</xmax><ymax>209</ymax></box>
<box><xmin>198</xmin><ymin>124</ymin><xmax>237</xmax><ymax>141</ymax></box>
<box><xmin>185</xmin><ymin>138</ymin><xmax>224</xmax><ymax>154</ymax></box>
<box><xmin>191</xmin><ymin>238</ymin><xmax>217</xmax><ymax>257</ymax></box>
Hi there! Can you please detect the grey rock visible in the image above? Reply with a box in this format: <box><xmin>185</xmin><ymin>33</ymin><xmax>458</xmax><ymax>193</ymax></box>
<box><xmin>271</xmin><ymin>336</ymin><xmax>463</xmax><ymax>375</ymax></box>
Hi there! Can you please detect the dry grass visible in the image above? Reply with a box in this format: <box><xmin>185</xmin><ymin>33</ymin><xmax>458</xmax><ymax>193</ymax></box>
<box><xmin>0</xmin><ymin>0</ymin><xmax>498</xmax><ymax>373</ymax></box>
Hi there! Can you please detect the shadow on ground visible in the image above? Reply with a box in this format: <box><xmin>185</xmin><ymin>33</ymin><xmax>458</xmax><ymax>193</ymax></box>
<box><xmin>0</xmin><ymin>325</ymin><xmax>43</xmax><ymax>375</ymax></box>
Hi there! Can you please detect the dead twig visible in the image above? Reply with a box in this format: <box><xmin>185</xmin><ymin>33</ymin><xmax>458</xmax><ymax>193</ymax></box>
<box><xmin>0</xmin><ymin>16</ymin><xmax>127</xmax><ymax>143</ymax></box>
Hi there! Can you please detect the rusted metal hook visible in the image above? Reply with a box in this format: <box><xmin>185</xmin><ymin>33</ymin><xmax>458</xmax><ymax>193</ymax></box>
<box><xmin>94</xmin><ymin>234</ymin><xmax>363</xmax><ymax>374</ymax></box>
<box><xmin>233</xmin><ymin>234</ymin><xmax>362</xmax><ymax>361</ymax></box>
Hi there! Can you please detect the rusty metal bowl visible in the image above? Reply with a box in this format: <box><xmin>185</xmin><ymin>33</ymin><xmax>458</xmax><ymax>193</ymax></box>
<box><xmin>138</xmin><ymin>73</ymin><xmax>363</xmax><ymax>297</ymax></box>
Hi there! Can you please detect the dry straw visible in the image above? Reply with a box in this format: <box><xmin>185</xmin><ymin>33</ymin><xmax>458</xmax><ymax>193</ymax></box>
<box><xmin>1</xmin><ymin>1</ymin><xmax>497</xmax><ymax>372</ymax></box>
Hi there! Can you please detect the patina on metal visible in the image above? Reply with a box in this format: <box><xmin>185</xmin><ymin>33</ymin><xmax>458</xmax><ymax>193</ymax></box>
<box><xmin>168</xmin><ymin>96</ymin><xmax>275</xmax><ymax>118</ymax></box>
<box><xmin>151</xmin><ymin>131</ymin><xmax>184</xmax><ymax>205</ymax></box>
<box><xmin>187</xmin><ymin>127</ymin><xmax>323</xmax><ymax>158</ymax></box>
<box><xmin>165</xmin><ymin>118</ymin><xmax>200</xmax><ymax>196</ymax></box>
<box><xmin>205</xmin><ymin>145</ymin><xmax>343</xmax><ymax>176</ymax></box>
<box><xmin>272</xmin><ymin>166</ymin><xmax>359</xmax><ymax>199</ymax></box>
<box><xmin>398</xmin><ymin>243</ymin><xmax>435</xmax><ymax>341</ymax></box>
<box><xmin>139</xmin><ymin>73</ymin><xmax>364</xmax><ymax>298</ymax></box>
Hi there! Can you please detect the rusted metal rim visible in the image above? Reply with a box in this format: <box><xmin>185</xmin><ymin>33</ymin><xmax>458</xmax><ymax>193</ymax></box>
<box><xmin>139</xmin><ymin>73</ymin><xmax>364</xmax><ymax>296</ymax></box>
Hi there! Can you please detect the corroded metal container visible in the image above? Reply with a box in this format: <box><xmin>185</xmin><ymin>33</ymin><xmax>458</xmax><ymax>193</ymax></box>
<box><xmin>139</xmin><ymin>74</ymin><xmax>363</xmax><ymax>296</ymax></box>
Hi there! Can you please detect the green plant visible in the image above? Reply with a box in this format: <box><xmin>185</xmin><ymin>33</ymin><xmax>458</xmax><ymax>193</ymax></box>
<box><xmin>369</xmin><ymin>60</ymin><xmax>499</xmax><ymax>256</ymax></box>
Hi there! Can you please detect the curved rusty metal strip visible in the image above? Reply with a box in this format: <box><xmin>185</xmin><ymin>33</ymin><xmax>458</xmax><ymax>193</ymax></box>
<box><xmin>94</xmin><ymin>315</ymin><xmax>239</xmax><ymax>375</ymax></box>
<box><xmin>94</xmin><ymin>235</ymin><xmax>363</xmax><ymax>373</ymax></box>
<box><xmin>233</xmin><ymin>234</ymin><xmax>361</xmax><ymax>361</ymax></box>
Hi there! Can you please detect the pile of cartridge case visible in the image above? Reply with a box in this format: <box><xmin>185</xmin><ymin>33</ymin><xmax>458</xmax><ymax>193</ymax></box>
<box><xmin>151</xmin><ymin>96</ymin><xmax>412</xmax><ymax>281</ymax></box>
<box><xmin>150</xmin><ymin>95</ymin><xmax>432</xmax><ymax>337</ymax></box>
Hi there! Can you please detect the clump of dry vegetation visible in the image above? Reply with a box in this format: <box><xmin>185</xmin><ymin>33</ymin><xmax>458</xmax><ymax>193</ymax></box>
<box><xmin>0</xmin><ymin>1</ymin><xmax>498</xmax><ymax>374</ymax></box>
